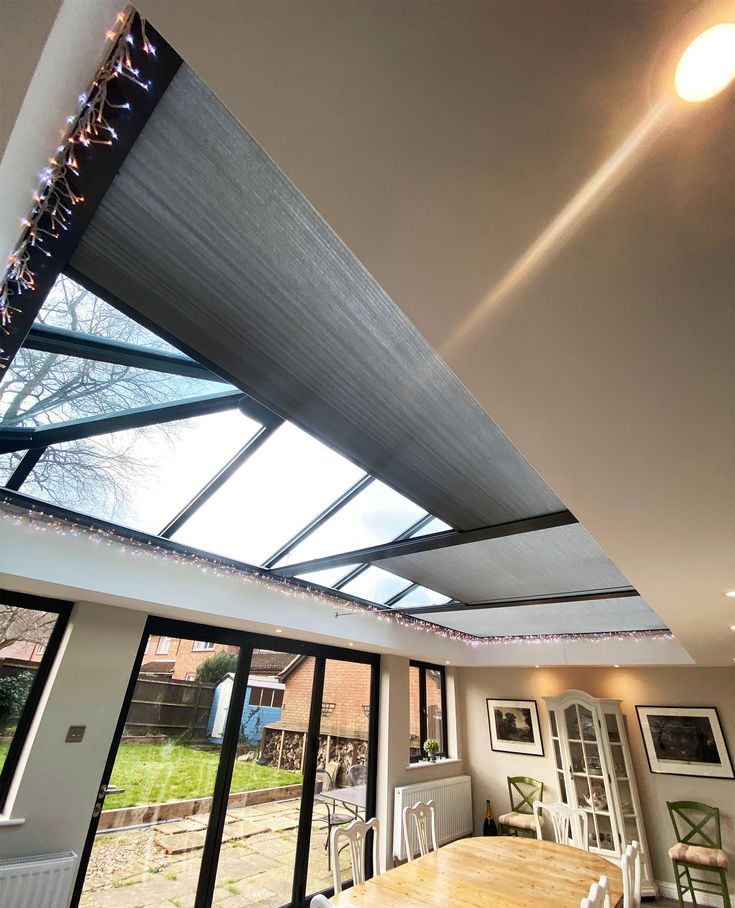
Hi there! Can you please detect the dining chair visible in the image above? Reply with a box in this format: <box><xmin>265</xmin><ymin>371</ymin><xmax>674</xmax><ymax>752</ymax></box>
<box><xmin>621</xmin><ymin>840</ymin><xmax>641</xmax><ymax>908</ymax></box>
<box><xmin>667</xmin><ymin>801</ymin><xmax>731</xmax><ymax>908</ymax></box>
<box><xmin>533</xmin><ymin>800</ymin><xmax>588</xmax><ymax>850</ymax></box>
<box><xmin>402</xmin><ymin>799</ymin><xmax>438</xmax><ymax>861</ymax></box>
<box><xmin>498</xmin><ymin>776</ymin><xmax>544</xmax><ymax>837</ymax></box>
<box><xmin>331</xmin><ymin>817</ymin><xmax>381</xmax><ymax>894</ymax></box>
<box><xmin>310</xmin><ymin>896</ymin><xmax>334</xmax><ymax>907</ymax></box>
<box><xmin>580</xmin><ymin>874</ymin><xmax>612</xmax><ymax>908</ymax></box>
<box><xmin>314</xmin><ymin>768</ymin><xmax>355</xmax><ymax>869</ymax></box>
<box><xmin>348</xmin><ymin>763</ymin><xmax>367</xmax><ymax>786</ymax></box>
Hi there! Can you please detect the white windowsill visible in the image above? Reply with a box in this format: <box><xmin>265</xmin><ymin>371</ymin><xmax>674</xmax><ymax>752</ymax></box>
<box><xmin>0</xmin><ymin>816</ymin><xmax>25</xmax><ymax>827</ymax></box>
<box><xmin>405</xmin><ymin>757</ymin><xmax>461</xmax><ymax>770</ymax></box>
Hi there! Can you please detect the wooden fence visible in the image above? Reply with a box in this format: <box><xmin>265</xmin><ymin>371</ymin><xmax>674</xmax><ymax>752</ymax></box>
<box><xmin>123</xmin><ymin>677</ymin><xmax>216</xmax><ymax>740</ymax></box>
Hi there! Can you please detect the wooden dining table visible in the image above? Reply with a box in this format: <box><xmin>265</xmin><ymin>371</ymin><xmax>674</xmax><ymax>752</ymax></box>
<box><xmin>330</xmin><ymin>836</ymin><xmax>623</xmax><ymax>908</ymax></box>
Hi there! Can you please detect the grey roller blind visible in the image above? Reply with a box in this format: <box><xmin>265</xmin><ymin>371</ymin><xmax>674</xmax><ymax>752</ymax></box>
<box><xmin>71</xmin><ymin>65</ymin><xmax>562</xmax><ymax>530</ymax></box>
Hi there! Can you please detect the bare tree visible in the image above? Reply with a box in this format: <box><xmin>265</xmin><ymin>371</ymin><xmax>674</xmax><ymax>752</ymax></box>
<box><xmin>0</xmin><ymin>276</ymin><xmax>215</xmax><ymax>522</ymax></box>
<box><xmin>0</xmin><ymin>603</ymin><xmax>56</xmax><ymax>653</ymax></box>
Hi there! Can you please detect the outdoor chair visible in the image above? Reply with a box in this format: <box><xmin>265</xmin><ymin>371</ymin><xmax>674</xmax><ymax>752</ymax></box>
<box><xmin>314</xmin><ymin>768</ymin><xmax>354</xmax><ymax>869</ymax></box>
<box><xmin>533</xmin><ymin>801</ymin><xmax>588</xmax><ymax>850</ymax></box>
<box><xmin>331</xmin><ymin>816</ymin><xmax>381</xmax><ymax>894</ymax></box>
<box><xmin>667</xmin><ymin>800</ymin><xmax>731</xmax><ymax>907</ymax></box>
<box><xmin>498</xmin><ymin>776</ymin><xmax>544</xmax><ymax>837</ymax></box>
<box><xmin>348</xmin><ymin>763</ymin><xmax>367</xmax><ymax>786</ymax></box>
<box><xmin>621</xmin><ymin>840</ymin><xmax>641</xmax><ymax>908</ymax></box>
<box><xmin>402</xmin><ymin>800</ymin><xmax>438</xmax><ymax>861</ymax></box>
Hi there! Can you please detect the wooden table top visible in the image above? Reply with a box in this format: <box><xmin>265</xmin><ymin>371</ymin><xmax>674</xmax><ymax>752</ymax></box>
<box><xmin>330</xmin><ymin>836</ymin><xmax>623</xmax><ymax>908</ymax></box>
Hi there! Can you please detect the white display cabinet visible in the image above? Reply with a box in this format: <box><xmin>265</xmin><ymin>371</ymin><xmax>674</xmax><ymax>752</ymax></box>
<box><xmin>544</xmin><ymin>689</ymin><xmax>656</xmax><ymax>897</ymax></box>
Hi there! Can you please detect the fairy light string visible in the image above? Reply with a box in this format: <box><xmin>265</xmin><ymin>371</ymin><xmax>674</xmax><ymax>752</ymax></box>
<box><xmin>0</xmin><ymin>498</ymin><xmax>674</xmax><ymax>648</ymax></box>
<box><xmin>0</xmin><ymin>8</ymin><xmax>155</xmax><ymax>347</ymax></box>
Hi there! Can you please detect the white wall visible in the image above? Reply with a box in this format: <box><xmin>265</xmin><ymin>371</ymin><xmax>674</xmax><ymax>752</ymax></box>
<box><xmin>0</xmin><ymin>601</ymin><xmax>146</xmax><ymax>860</ymax></box>
<box><xmin>459</xmin><ymin>665</ymin><xmax>735</xmax><ymax>895</ymax></box>
<box><xmin>375</xmin><ymin>656</ymin><xmax>464</xmax><ymax>868</ymax></box>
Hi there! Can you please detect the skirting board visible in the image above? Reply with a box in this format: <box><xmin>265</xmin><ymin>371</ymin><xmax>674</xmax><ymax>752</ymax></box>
<box><xmin>656</xmin><ymin>879</ymin><xmax>734</xmax><ymax>905</ymax></box>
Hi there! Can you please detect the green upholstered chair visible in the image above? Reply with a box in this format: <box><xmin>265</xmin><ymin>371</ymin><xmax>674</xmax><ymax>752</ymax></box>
<box><xmin>498</xmin><ymin>776</ymin><xmax>544</xmax><ymax>837</ymax></box>
<box><xmin>667</xmin><ymin>801</ymin><xmax>731</xmax><ymax>908</ymax></box>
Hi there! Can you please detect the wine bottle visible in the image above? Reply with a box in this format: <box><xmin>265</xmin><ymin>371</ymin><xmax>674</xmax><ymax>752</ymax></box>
<box><xmin>483</xmin><ymin>799</ymin><xmax>498</xmax><ymax>836</ymax></box>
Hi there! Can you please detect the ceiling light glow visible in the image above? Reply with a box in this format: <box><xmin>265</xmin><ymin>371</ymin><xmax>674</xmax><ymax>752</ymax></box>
<box><xmin>675</xmin><ymin>23</ymin><xmax>735</xmax><ymax>101</ymax></box>
<box><xmin>725</xmin><ymin>590</ymin><xmax>735</xmax><ymax>598</ymax></box>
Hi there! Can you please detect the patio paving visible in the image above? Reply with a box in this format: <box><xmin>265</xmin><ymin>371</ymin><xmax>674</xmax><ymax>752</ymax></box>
<box><xmin>80</xmin><ymin>797</ymin><xmax>352</xmax><ymax>908</ymax></box>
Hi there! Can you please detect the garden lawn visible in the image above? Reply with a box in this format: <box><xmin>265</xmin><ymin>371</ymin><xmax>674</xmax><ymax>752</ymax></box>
<box><xmin>0</xmin><ymin>740</ymin><xmax>9</xmax><ymax>774</ymax></box>
<box><xmin>104</xmin><ymin>742</ymin><xmax>301</xmax><ymax>809</ymax></box>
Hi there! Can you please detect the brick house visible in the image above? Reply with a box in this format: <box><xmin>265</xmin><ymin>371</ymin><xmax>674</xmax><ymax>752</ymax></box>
<box><xmin>140</xmin><ymin>636</ymin><xmax>295</xmax><ymax>682</ymax></box>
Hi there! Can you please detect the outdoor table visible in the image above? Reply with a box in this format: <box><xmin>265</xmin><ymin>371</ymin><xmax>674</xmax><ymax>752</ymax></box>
<box><xmin>330</xmin><ymin>835</ymin><xmax>624</xmax><ymax>907</ymax></box>
<box><xmin>317</xmin><ymin>783</ymin><xmax>367</xmax><ymax>818</ymax></box>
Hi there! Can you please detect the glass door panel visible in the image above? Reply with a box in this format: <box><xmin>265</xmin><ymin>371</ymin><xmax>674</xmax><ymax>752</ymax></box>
<box><xmin>210</xmin><ymin>649</ymin><xmax>308</xmax><ymax>908</ymax></box>
<box><xmin>79</xmin><ymin>632</ymin><xmax>240</xmax><ymax>908</ymax></box>
<box><xmin>305</xmin><ymin>658</ymin><xmax>373</xmax><ymax>898</ymax></box>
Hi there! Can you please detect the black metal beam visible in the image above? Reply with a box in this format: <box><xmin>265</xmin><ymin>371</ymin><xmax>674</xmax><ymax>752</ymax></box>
<box><xmin>0</xmin><ymin>15</ymin><xmax>182</xmax><ymax>379</ymax></box>
<box><xmin>0</xmin><ymin>390</ymin><xmax>244</xmax><ymax>454</ymax></box>
<box><xmin>25</xmin><ymin>324</ymin><xmax>226</xmax><ymax>382</ymax></box>
<box><xmin>332</xmin><ymin>513</ymin><xmax>436</xmax><ymax>590</ymax></box>
<box><xmin>264</xmin><ymin>474</ymin><xmax>374</xmax><ymax>569</ymax></box>
<box><xmin>4</xmin><ymin>447</ymin><xmax>47</xmax><ymax>490</ymax></box>
<box><xmin>159</xmin><ymin>421</ymin><xmax>282</xmax><ymax>538</ymax></box>
<box><xmin>274</xmin><ymin>509</ymin><xmax>578</xmax><ymax>577</ymax></box>
<box><xmin>394</xmin><ymin>587</ymin><xmax>639</xmax><ymax>616</ymax></box>
<box><xmin>384</xmin><ymin>582</ymin><xmax>418</xmax><ymax>607</ymax></box>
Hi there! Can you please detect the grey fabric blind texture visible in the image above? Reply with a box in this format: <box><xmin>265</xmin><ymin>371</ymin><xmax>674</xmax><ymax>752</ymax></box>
<box><xmin>71</xmin><ymin>65</ymin><xmax>562</xmax><ymax>530</ymax></box>
<box><xmin>379</xmin><ymin>523</ymin><xmax>631</xmax><ymax>603</ymax></box>
<box><xmin>415</xmin><ymin>596</ymin><xmax>666</xmax><ymax>636</ymax></box>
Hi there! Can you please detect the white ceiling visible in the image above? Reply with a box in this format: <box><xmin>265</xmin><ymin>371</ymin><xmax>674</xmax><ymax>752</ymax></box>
<box><xmin>1</xmin><ymin>0</ymin><xmax>733</xmax><ymax>664</ymax></box>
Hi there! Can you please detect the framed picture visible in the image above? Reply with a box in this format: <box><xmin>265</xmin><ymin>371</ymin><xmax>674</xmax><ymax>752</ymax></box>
<box><xmin>486</xmin><ymin>698</ymin><xmax>544</xmax><ymax>756</ymax></box>
<box><xmin>636</xmin><ymin>706</ymin><xmax>734</xmax><ymax>779</ymax></box>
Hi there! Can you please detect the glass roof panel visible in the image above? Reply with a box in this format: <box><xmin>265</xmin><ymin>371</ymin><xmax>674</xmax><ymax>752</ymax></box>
<box><xmin>37</xmin><ymin>273</ymin><xmax>179</xmax><ymax>352</ymax></box>
<box><xmin>389</xmin><ymin>585</ymin><xmax>452</xmax><ymax>608</ymax></box>
<box><xmin>275</xmin><ymin>480</ymin><xmax>426</xmax><ymax>568</ymax></box>
<box><xmin>340</xmin><ymin>567</ymin><xmax>411</xmax><ymax>603</ymax></box>
<box><xmin>172</xmin><ymin>422</ymin><xmax>365</xmax><ymax>566</ymax></box>
<box><xmin>410</xmin><ymin>516</ymin><xmax>452</xmax><ymax>537</ymax></box>
<box><xmin>0</xmin><ymin>452</ymin><xmax>23</xmax><ymax>485</ymax></box>
<box><xmin>0</xmin><ymin>350</ymin><xmax>227</xmax><ymax>429</ymax></box>
<box><xmin>296</xmin><ymin>565</ymin><xmax>361</xmax><ymax>588</ymax></box>
<box><xmin>21</xmin><ymin>409</ymin><xmax>260</xmax><ymax>531</ymax></box>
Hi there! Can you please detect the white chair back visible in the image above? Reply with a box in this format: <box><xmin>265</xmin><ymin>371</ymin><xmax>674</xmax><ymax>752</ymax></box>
<box><xmin>581</xmin><ymin>874</ymin><xmax>612</xmax><ymax>908</ymax></box>
<box><xmin>331</xmin><ymin>817</ymin><xmax>381</xmax><ymax>894</ymax></box>
<box><xmin>621</xmin><ymin>840</ymin><xmax>641</xmax><ymax>908</ymax></box>
<box><xmin>402</xmin><ymin>800</ymin><xmax>438</xmax><ymax>861</ymax></box>
<box><xmin>533</xmin><ymin>801</ymin><xmax>589</xmax><ymax>850</ymax></box>
<box><xmin>310</xmin><ymin>896</ymin><xmax>334</xmax><ymax>907</ymax></box>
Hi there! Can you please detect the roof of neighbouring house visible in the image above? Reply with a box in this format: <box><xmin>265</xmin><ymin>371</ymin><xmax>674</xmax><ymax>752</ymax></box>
<box><xmin>250</xmin><ymin>651</ymin><xmax>301</xmax><ymax>675</ymax></box>
<box><xmin>140</xmin><ymin>660</ymin><xmax>176</xmax><ymax>674</ymax></box>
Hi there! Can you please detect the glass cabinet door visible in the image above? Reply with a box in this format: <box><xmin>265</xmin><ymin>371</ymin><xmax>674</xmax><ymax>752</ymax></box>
<box><xmin>564</xmin><ymin>702</ymin><xmax>618</xmax><ymax>855</ymax></box>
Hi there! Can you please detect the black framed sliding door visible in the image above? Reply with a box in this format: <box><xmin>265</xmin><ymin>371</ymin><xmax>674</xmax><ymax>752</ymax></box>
<box><xmin>71</xmin><ymin>617</ymin><xmax>379</xmax><ymax>908</ymax></box>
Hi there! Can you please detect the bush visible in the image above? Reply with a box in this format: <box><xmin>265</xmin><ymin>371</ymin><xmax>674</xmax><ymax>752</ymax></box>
<box><xmin>0</xmin><ymin>672</ymin><xmax>35</xmax><ymax>729</ymax></box>
<box><xmin>195</xmin><ymin>651</ymin><xmax>237</xmax><ymax>684</ymax></box>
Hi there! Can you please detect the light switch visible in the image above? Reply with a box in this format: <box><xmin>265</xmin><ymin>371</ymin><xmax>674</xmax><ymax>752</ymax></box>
<box><xmin>65</xmin><ymin>725</ymin><xmax>86</xmax><ymax>743</ymax></box>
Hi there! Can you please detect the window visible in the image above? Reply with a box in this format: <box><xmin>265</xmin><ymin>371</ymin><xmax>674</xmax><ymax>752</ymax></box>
<box><xmin>156</xmin><ymin>636</ymin><xmax>171</xmax><ymax>655</ymax></box>
<box><xmin>409</xmin><ymin>660</ymin><xmax>447</xmax><ymax>762</ymax></box>
<box><xmin>185</xmin><ymin>673</ymin><xmax>196</xmax><ymax>682</ymax></box>
<box><xmin>192</xmin><ymin>641</ymin><xmax>215</xmax><ymax>652</ymax></box>
<box><xmin>0</xmin><ymin>590</ymin><xmax>71</xmax><ymax>809</ymax></box>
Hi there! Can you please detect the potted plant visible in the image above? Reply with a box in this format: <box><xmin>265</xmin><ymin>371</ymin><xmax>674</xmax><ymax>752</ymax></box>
<box><xmin>423</xmin><ymin>738</ymin><xmax>441</xmax><ymax>762</ymax></box>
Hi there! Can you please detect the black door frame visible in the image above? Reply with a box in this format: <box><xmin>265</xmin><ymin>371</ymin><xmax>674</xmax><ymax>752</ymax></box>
<box><xmin>70</xmin><ymin>615</ymin><xmax>380</xmax><ymax>908</ymax></box>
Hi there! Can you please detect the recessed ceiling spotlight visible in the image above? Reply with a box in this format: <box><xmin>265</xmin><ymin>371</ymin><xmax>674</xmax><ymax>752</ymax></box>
<box><xmin>614</xmin><ymin>664</ymin><xmax>621</xmax><ymax>668</ymax></box>
<box><xmin>534</xmin><ymin>664</ymin><xmax>540</xmax><ymax>669</ymax></box>
<box><xmin>274</xmin><ymin>628</ymin><xmax>283</xmax><ymax>634</ymax></box>
<box><xmin>724</xmin><ymin>590</ymin><xmax>735</xmax><ymax>599</ymax></box>
<box><xmin>348</xmin><ymin>642</ymin><xmax>354</xmax><ymax>647</ymax></box>
<box><xmin>675</xmin><ymin>23</ymin><xmax>735</xmax><ymax>102</ymax></box>
<box><xmin>730</xmin><ymin>625</ymin><xmax>735</xmax><ymax>631</ymax></box>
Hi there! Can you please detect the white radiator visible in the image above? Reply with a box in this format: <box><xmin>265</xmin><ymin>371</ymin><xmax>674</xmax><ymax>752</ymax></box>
<box><xmin>0</xmin><ymin>852</ymin><xmax>77</xmax><ymax>908</ymax></box>
<box><xmin>393</xmin><ymin>775</ymin><xmax>473</xmax><ymax>861</ymax></box>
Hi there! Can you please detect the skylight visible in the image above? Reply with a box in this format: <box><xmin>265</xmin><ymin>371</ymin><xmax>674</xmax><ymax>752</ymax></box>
<box><xmin>0</xmin><ymin>273</ymin><xmax>452</xmax><ymax>613</ymax></box>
